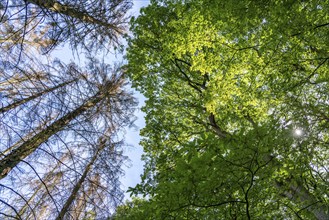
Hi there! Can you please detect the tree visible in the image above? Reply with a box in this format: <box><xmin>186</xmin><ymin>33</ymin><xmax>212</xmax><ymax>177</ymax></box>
<box><xmin>0</xmin><ymin>58</ymin><xmax>137</xmax><ymax>219</ymax></box>
<box><xmin>1</xmin><ymin>1</ymin><xmax>136</xmax><ymax>219</ymax></box>
<box><xmin>0</xmin><ymin>0</ymin><xmax>132</xmax><ymax>58</ymax></box>
<box><xmin>0</xmin><ymin>80</ymin><xmax>110</xmax><ymax>179</ymax></box>
<box><xmin>111</xmin><ymin>198</ymin><xmax>156</xmax><ymax>220</ymax></box>
<box><xmin>117</xmin><ymin>0</ymin><xmax>329</xmax><ymax>219</ymax></box>
<box><xmin>55</xmin><ymin>130</ymin><xmax>115</xmax><ymax>220</ymax></box>
<box><xmin>1</xmin><ymin>59</ymin><xmax>81</xmax><ymax>160</ymax></box>
<box><xmin>13</xmin><ymin>153</ymin><xmax>68</xmax><ymax>219</ymax></box>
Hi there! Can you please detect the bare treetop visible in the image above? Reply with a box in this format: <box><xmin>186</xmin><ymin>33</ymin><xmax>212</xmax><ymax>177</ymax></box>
<box><xmin>0</xmin><ymin>0</ymin><xmax>132</xmax><ymax>59</ymax></box>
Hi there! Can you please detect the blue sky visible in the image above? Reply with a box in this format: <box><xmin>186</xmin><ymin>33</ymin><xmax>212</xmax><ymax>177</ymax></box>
<box><xmin>121</xmin><ymin>0</ymin><xmax>150</xmax><ymax>200</ymax></box>
<box><xmin>50</xmin><ymin>0</ymin><xmax>150</xmax><ymax>201</ymax></box>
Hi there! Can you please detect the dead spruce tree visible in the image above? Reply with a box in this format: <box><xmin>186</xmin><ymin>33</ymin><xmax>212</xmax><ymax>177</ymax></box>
<box><xmin>0</xmin><ymin>0</ymin><xmax>132</xmax><ymax>59</ymax></box>
<box><xmin>0</xmin><ymin>59</ymin><xmax>137</xmax><ymax>219</ymax></box>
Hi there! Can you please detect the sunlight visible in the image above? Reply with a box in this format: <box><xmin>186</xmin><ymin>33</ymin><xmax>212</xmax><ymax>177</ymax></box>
<box><xmin>294</xmin><ymin>128</ymin><xmax>303</xmax><ymax>136</ymax></box>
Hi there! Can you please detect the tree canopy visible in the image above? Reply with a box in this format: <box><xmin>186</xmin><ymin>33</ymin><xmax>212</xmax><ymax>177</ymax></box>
<box><xmin>113</xmin><ymin>0</ymin><xmax>329</xmax><ymax>219</ymax></box>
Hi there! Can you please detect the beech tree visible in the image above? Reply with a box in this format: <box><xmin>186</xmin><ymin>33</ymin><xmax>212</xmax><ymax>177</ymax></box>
<box><xmin>114</xmin><ymin>0</ymin><xmax>329</xmax><ymax>219</ymax></box>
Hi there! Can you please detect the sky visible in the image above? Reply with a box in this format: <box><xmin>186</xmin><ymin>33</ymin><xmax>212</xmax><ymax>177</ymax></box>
<box><xmin>50</xmin><ymin>0</ymin><xmax>150</xmax><ymax>201</ymax></box>
<box><xmin>121</xmin><ymin>0</ymin><xmax>150</xmax><ymax>200</ymax></box>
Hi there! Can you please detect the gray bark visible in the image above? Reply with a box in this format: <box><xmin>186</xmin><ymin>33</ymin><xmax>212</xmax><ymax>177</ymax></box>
<box><xmin>0</xmin><ymin>91</ymin><xmax>103</xmax><ymax>179</ymax></box>
<box><xmin>278</xmin><ymin>179</ymin><xmax>329</xmax><ymax>220</ymax></box>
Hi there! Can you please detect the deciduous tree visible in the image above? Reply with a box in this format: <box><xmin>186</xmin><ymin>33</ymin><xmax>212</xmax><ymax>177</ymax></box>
<box><xmin>119</xmin><ymin>0</ymin><xmax>329</xmax><ymax>219</ymax></box>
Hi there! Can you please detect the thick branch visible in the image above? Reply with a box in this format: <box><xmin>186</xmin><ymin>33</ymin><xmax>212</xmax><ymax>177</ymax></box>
<box><xmin>172</xmin><ymin>58</ymin><xmax>203</xmax><ymax>94</ymax></box>
<box><xmin>208</xmin><ymin>113</ymin><xmax>228</xmax><ymax>138</ymax></box>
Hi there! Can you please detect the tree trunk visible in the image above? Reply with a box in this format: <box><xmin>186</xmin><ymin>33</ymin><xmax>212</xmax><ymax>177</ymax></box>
<box><xmin>0</xmin><ymin>91</ymin><xmax>103</xmax><ymax>179</ymax></box>
<box><xmin>0</xmin><ymin>78</ymin><xmax>78</xmax><ymax>113</ymax></box>
<box><xmin>1</xmin><ymin>116</ymin><xmax>55</xmax><ymax>158</ymax></box>
<box><xmin>277</xmin><ymin>179</ymin><xmax>329</xmax><ymax>220</ymax></box>
<box><xmin>55</xmin><ymin>137</ymin><xmax>108</xmax><ymax>220</ymax></box>
<box><xmin>27</xmin><ymin>0</ymin><xmax>121</xmax><ymax>32</ymax></box>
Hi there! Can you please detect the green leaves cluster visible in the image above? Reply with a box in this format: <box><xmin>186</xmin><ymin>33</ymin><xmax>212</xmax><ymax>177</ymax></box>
<box><xmin>116</xmin><ymin>0</ymin><xmax>329</xmax><ymax>219</ymax></box>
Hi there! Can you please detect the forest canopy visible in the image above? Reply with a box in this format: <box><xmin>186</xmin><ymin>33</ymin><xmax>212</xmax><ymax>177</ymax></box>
<box><xmin>1</xmin><ymin>0</ymin><xmax>329</xmax><ymax>219</ymax></box>
<box><xmin>113</xmin><ymin>0</ymin><xmax>329</xmax><ymax>219</ymax></box>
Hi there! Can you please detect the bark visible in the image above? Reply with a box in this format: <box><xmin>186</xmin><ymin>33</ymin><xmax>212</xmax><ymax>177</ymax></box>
<box><xmin>55</xmin><ymin>137</ymin><xmax>108</xmax><ymax>220</ymax></box>
<box><xmin>277</xmin><ymin>179</ymin><xmax>329</xmax><ymax>220</ymax></box>
<box><xmin>27</xmin><ymin>0</ymin><xmax>122</xmax><ymax>32</ymax></box>
<box><xmin>0</xmin><ymin>91</ymin><xmax>104</xmax><ymax>179</ymax></box>
<box><xmin>0</xmin><ymin>78</ymin><xmax>78</xmax><ymax>113</ymax></box>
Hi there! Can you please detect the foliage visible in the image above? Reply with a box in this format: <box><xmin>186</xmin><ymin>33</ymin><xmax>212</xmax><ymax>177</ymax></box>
<box><xmin>110</xmin><ymin>198</ymin><xmax>156</xmax><ymax>219</ymax></box>
<box><xmin>118</xmin><ymin>0</ymin><xmax>329</xmax><ymax>219</ymax></box>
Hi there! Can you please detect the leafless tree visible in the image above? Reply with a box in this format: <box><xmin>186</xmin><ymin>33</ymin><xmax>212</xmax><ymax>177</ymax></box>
<box><xmin>0</xmin><ymin>59</ymin><xmax>137</xmax><ymax>219</ymax></box>
<box><xmin>0</xmin><ymin>0</ymin><xmax>132</xmax><ymax>61</ymax></box>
